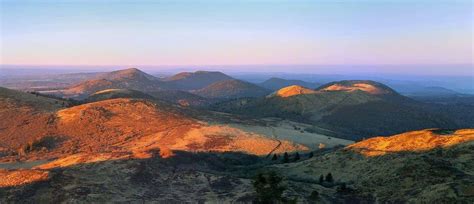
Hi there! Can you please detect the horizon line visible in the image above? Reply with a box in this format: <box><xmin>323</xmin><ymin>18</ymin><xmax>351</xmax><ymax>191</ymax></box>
<box><xmin>1</xmin><ymin>63</ymin><xmax>473</xmax><ymax>67</ymax></box>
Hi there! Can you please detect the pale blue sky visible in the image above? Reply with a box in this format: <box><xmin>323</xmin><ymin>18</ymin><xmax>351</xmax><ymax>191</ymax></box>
<box><xmin>0</xmin><ymin>0</ymin><xmax>473</xmax><ymax>74</ymax></box>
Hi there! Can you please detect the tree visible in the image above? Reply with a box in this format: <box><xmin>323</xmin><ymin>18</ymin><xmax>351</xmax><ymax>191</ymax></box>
<box><xmin>310</xmin><ymin>190</ymin><xmax>319</xmax><ymax>200</ymax></box>
<box><xmin>319</xmin><ymin>175</ymin><xmax>324</xmax><ymax>183</ymax></box>
<box><xmin>325</xmin><ymin>173</ymin><xmax>333</xmax><ymax>183</ymax></box>
<box><xmin>308</xmin><ymin>152</ymin><xmax>314</xmax><ymax>158</ymax></box>
<box><xmin>293</xmin><ymin>152</ymin><xmax>300</xmax><ymax>161</ymax></box>
<box><xmin>283</xmin><ymin>152</ymin><xmax>289</xmax><ymax>163</ymax></box>
<box><xmin>253</xmin><ymin>171</ymin><xmax>286</xmax><ymax>203</ymax></box>
<box><xmin>272</xmin><ymin>154</ymin><xmax>278</xmax><ymax>161</ymax></box>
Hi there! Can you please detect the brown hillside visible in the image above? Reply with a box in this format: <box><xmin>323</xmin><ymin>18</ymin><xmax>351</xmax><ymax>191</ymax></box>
<box><xmin>61</xmin><ymin>68</ymin><xmax>163</xmax><ymax>99</ymax></box>
<box><xmin>1</xmin><ymin>97</ymin><xmax>306</xmax><ymax>165</ymax></box>
<box><xmin>0</xmin><ymin>87</ymin><xmax>67</xmax><ymax>153</ymax></box>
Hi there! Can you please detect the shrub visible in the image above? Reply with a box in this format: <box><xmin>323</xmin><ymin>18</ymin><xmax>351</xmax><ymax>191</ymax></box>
<box><xmin>310</xmin><ymin>190</ymin><xmax>319</xmax><ymax>200</ymax></box>
<box><xmin>18</xmin><ymin>136</ymin><xmax>58</xmax><ymax>155</ymax></box>
<box><xmin>283</xmin><ymin>152</ymin><xmax>289</xmax><ymax>163</ymax></box>
<box><xmin>325</xmin><ymin>173</ymin><xmax>333</xmax><ymax>183</ymax></box>
<box><xmin>253</xmin><ymin>171</ymin><xmax>286</xmax><ymax>203</ymax></box>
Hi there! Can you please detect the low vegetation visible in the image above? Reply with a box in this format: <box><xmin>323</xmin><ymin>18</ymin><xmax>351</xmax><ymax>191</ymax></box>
<box><xmin>17</xmin><ymin>136</ymin><xmax>60</xmax><ymax>156</ymax></box>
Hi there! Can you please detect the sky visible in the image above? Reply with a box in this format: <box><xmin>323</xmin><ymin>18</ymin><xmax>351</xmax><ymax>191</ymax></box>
<box><xmin>0</xmin><ymin>0</ymin><xmax>473</xmax><ymax>75</ymax></box>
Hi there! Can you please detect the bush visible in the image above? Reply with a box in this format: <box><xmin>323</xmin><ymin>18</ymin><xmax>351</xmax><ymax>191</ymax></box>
<box><xmin>18</xmin><ymin>136</ymin><xmax>58</xmax><ymax>155</ymax></box>
<box><xmin>283</xmin><ymin>152</ymin><xmax>289</xmax><ymax>163</ymax></box>
<box><xmin>310</xmin><ymin>190</ymin><xmax>319</xmax><ymax>200</ymax></box>
<box><xmin>325</xmin><ymin>173</ymin><xmax>333</xmax><ymax>183</ymax></box>
<box><xmin>253</xmin><ymin>171</ymin><xmax>286</xmax><ymax>203</ymax></box>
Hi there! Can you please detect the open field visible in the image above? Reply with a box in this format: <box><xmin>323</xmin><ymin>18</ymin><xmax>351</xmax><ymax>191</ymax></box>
<box><xmin>228</xmin><ymin>120</ymin><xmax>353</xmax><ymax>150</ymax></box>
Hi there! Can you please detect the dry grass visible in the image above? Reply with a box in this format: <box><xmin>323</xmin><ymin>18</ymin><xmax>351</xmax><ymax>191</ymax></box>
<box><xmin>347</xmin><ymin>129</ymin><xmax>474</xmax><ymax>156</ymax></box>
<box><xmin>321</xmin><ymin>83</ymin><xmax>389</xmax><ymax>95</ymax></box>
<box><xmin>272</xmin><ymin>85</ymin><xmax>316</xmax><ymax>98</ymax></box>
<box><xmin>0</xmin><ymin>169</ymin><xmax>49</xmax><ymax>187</ymax></box>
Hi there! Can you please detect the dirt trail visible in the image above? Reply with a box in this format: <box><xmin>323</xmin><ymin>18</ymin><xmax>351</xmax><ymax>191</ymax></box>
<box><xmin>266</xmin><ymin>127</ymin><xmax>282</xmax><ymax>158</ymax></box>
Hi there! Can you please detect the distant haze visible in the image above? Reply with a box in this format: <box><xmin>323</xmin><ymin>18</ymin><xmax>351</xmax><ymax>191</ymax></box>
<box><xmin>1</xmin><ymin>64</ymin><xmax>473</xmax><ymax>77</ymax></box>
<box><xmin>1</xmin><ymin>0</ymin><xmax>473</xmax><ymax>75</ymax></box>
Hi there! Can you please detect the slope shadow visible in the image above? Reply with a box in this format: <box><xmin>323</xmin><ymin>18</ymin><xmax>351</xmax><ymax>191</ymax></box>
<box><xmin>0</xmin><ymin>150</ymin><xmax>268</xmax><ymax>203</ymax></box>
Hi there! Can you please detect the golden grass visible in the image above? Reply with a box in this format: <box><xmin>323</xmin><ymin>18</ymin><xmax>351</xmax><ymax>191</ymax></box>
<box><xmin>0</xmin><ymin>169</ymin><xmax>49</xmax><ymax>187</ymax></box>
<box><xmin>322</xmin><ymin>83</ymin><xmax>388</xmax><ymax>94</ymax></box>
<box><xmin>274</xmin><ymin>85</ymin><xmax>316</xmax><ymax>98</ymax></box>
<box><xmin>346</xmin><ymin>129</ymin><xmax>474</xmax><ymax>156</ymax></box>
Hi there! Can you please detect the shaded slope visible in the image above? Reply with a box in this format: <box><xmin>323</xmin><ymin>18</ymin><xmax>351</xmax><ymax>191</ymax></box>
<box><xmin>85</xmin><ymin>89</ymin><xmax>155</xmax><ymax>102</ymax></box>
<box><xmin>147</xmin><ymin>90</ymin><xmax>212</xmax><ymax>107</ymax></box>
<box><xmin>85</xmin><ymin>88</ymin><xmax>211</xmax><ymax>107</ymax></box>
<box><xmin>192</xmin><ymin>79</ymin><xmax>271</xmax><ymax>99</ymax></box>
<box><xmin>211</xmin><ymin>81</ymin><xmax>464</xmax><ymax>139</ymax></box>
<box><xmin>162</xmin><ymin>71</ymin><xmax>234</xmax><ymax>90</ymax></box>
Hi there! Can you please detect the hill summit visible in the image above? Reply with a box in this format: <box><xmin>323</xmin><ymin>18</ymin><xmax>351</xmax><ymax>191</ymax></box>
<box><xmin>62</xmin><ymin>68</ymin><xmax>162</xmax><ymax>99</ymax></box>
<box><xmin>317</xmin><ymin>80</ymin><xmax>397</xmax><ymax>95</ymax></box>
<box><xmin>193</xmin><ymin>79</ymin><xmax>270</xmax><ymax>99</ymax></box>
<box><xmin>259</xmin><ymin>77</ymin><xmax>320</xmax><ymax>91</ymax></box>
<box><xmin>163</xmin><ymin>70</ymin><xmax>234</xmax><ymax>90</ymax></box>
<box><xmin>96</xmin><ymin>68</ymin><xmax>156</xmax><ymax>81</ymax></box>
<box><xmin>270</xmin><ymin>85</ymin><xmax>316</xmax><ymax>98</ymax></box>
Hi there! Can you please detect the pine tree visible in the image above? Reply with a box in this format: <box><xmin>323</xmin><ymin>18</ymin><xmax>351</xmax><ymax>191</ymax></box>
<box><xmin>319</xmin><ymin>175</ymin><xmax>324</xmax><ymax>183</ymax></box>
<box><xmin>308</xmin><ymin>152</ymin><xmax>314</xmax><ymax>158</ymax></box>
<box><xmin>272</xmin><ymin>154</ymin><xmax>278</xmax><ymax>160</ymax></box>
<box><xmin>325</xmin><ymin>173</ymin><xmax>333</xmax><ymax>183</ymax></box>
<box><xmin>283</xmin><ymin>152</ymin><xmax>289</xmax><ymax>163</ymax></box>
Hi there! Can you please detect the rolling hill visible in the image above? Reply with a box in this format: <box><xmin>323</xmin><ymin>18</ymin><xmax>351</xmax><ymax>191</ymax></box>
<box><xmin>268</xmin><ymin>85</ymin><xmax>317</xmax><ymax>98</ymax></box>
<box><xmin>0</xmin><ymin>88</ymin><xmax>306</xmax><ymax>163</ymax></box>
<box><xmin>259</xmin><ymin>77</ymin><xmax>321</xmax><ymax>91</ymax></box>
<box><xmin>61</xmin><ymin>68</ymin><xmax>164</xmax><ymax>99</ymax></box>
<box><xmin>85</xmin><ymin>89</ymin><xmax>155</xmax><ymax>102</ymax></box>
<box><xmin>316</xmin><ymin>80</ymin><xmax>398</xmax><ymax>95</ymax></box>
<box><xmin>211</xmin><ymin>80</ymin><xmax>465</xmax><ymax>139</ymax></box>
<box><xmin>0</xmin><ymin>87</ymin><xmax>70</xmax><ymax>155</ymax></box>
<box><xmin>85</xmin><ymin>89</ymin><xmax>212</xmax><ymax>107</ymax></box>
<box><xmin>192</xmin><ymin>79</ymin><xmax>271</xmax><ymax>99</ymax></box>
<box><xmin>162</xmin><ymin>71</ymin><xmax>234</xmax><ymax>90</ymax></box>
<box><xmin>147</xmin><ymin>90</ymin><xmax>212</xmax><ymax>107</ymax></box>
